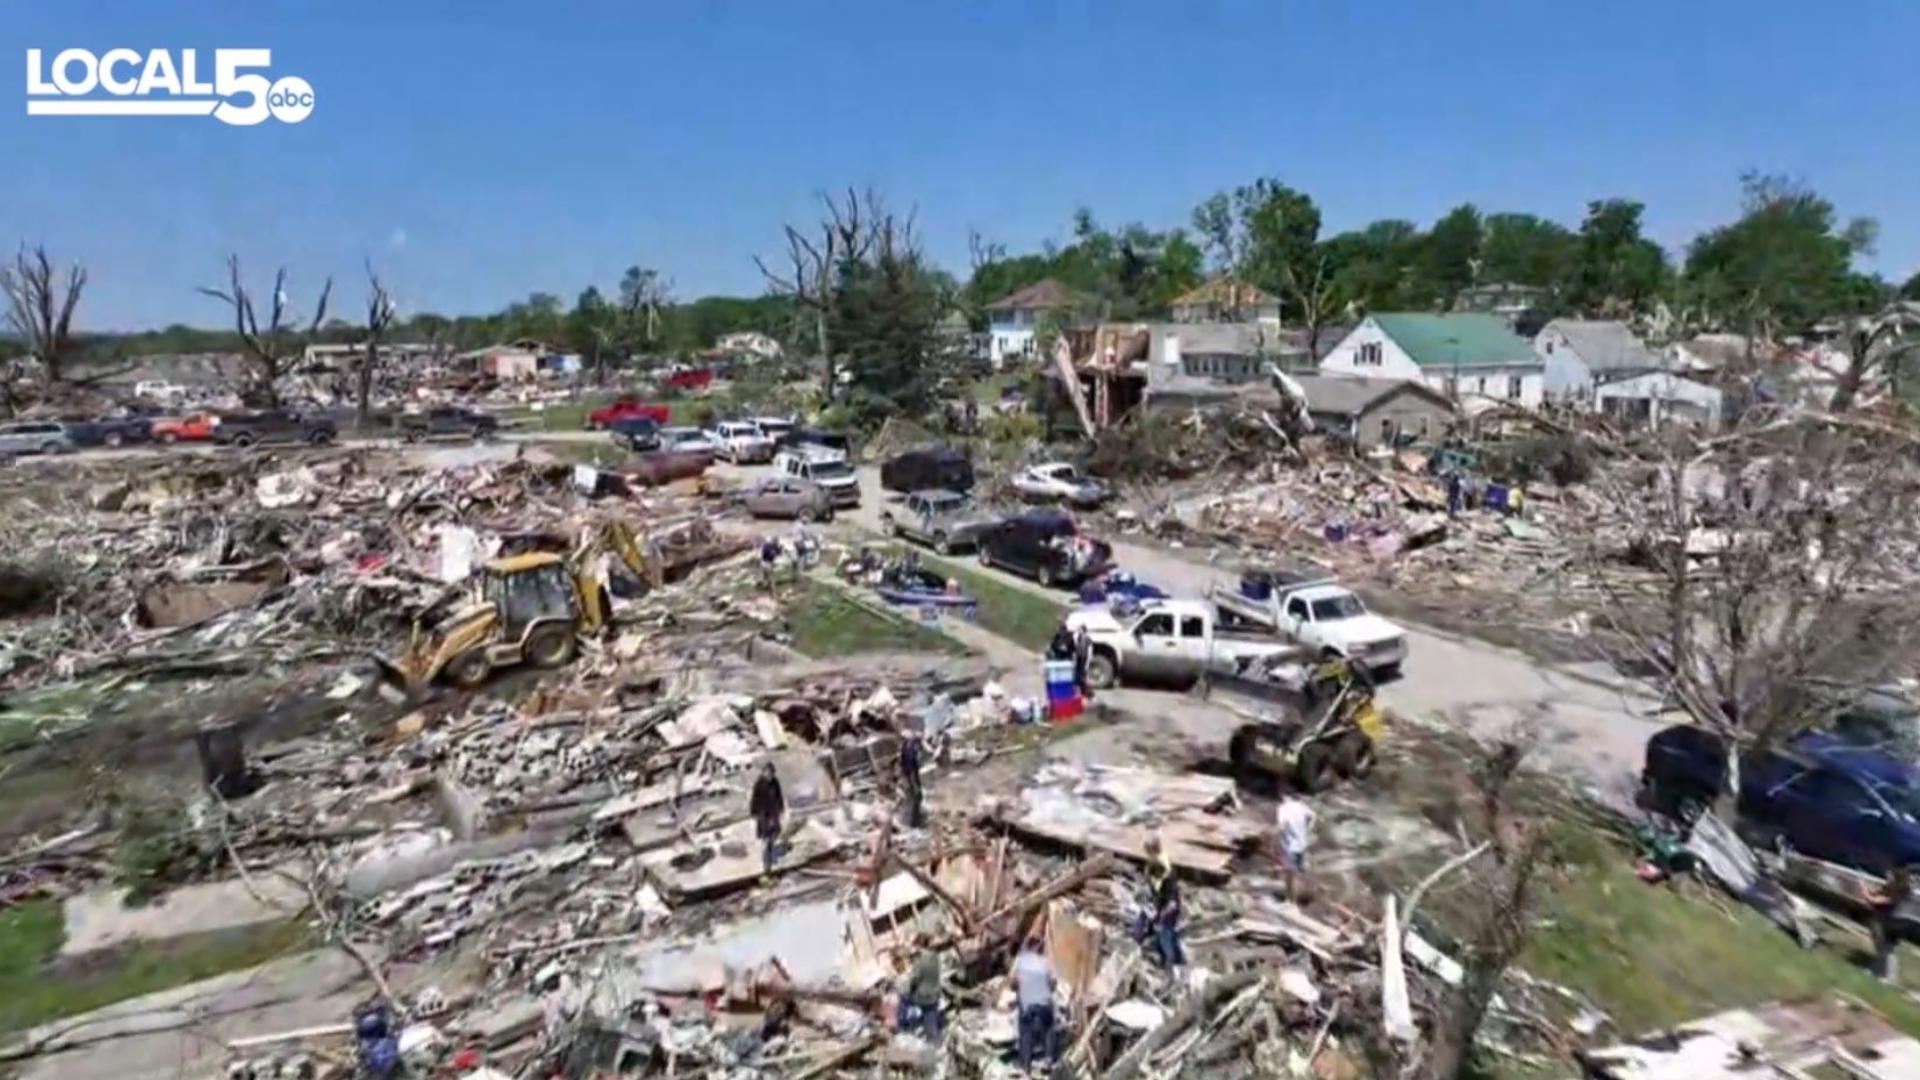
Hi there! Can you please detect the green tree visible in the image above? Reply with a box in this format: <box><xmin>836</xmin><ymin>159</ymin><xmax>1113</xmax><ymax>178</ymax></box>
<box><xmin>1478</xmin><ymin>213</ymin><xmax>1576</xmax><ymax>295</ymax></box>
<box><xmin>1420</xmin><ymin>204</ymin><xmax>1483</xmax><ymax>309</ymax></box>
<box><xmin>1683</xmin><ymin>173</ymin><xmax>1877</xmax><ymax>338</ymax></box>
<box><xmin>502</xmin><ymin>292</ymin><xmax>564</xmax><ymax>343</ymax></box>
<box><xmin>1192</xmin><ymin>180</ymin><xmax>1322</xmax><ymax>319</ymax></box>
<box><xmin>1321</xmin><ymin>220</ymin><xmax>1425</xmax><ymax>313</ymax></box>
<box><xmin>1903</xmin><ymin>270</ymin><xmax>1920</xmax><ymax>301</ymax></box>
<box><xmin>1567</xmin><ymin>199</ymin><xmax>1669</xmax><ymax>316</ymax></box>
<box><xmin>566</xmin><ymin>286</ymin><xmax>617</xmax><ymax>383</ymax></box>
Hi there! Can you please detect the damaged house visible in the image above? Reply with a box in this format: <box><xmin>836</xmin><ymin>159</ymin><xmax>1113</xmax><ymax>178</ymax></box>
<box><xmin>1291</xmin><ymin>374</ymin><xmax>1456</xmax><ymax>447</ymax></box>
<box><xmin>1319</xmin><ymin>313</ymin><xmax>1544</xmax><ymax>410</ymax></box>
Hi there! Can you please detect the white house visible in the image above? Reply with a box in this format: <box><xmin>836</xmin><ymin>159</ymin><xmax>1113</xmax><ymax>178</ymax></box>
<box><xmin>1534</xmin><ymin>319</ymin><xmax>1666</xmax><ymax>400</ymax></box>
<box><xmin>1320</xmin><ymin>313</ymin><xmax>1545</xmax><ymax>410</ymax></box>
<box><xmin>715</xmin><ymin>331</ymin><xmax>782</xmax><ymax>361</ymax></box>
<box><xmin>1595</xmin><ymin>370</ymin><xmax>1723</xmax><ymax>428</ymax></box>
<box><xmin>986</xmin><ymin>279</ymin><xmax>1076</xmax><ymax>368</ymax></box>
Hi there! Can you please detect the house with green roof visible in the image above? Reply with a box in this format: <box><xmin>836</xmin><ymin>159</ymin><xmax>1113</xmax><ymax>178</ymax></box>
<box><xmin>1318</xmin><ymin>313</ymin><xmax>1546</xmax><ymax>409</ymax></box>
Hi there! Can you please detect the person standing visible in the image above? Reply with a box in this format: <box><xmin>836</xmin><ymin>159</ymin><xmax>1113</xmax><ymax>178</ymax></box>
<box><xmin>898</xmin><ymin>730</ymin><xmax>925</xmax><ymax>829</ymax></box>
<box><xmin>1446</xmin><ymin>470</ymin><xmax>1465</xmax><ymax>517</ymax></box>
<box><xmin>1047</xmin><ymin>622</ymin><xmax>1075</xmax><ymax>661</ymax></box>
<box><xmin>1276</xmin><ymin>791</ymin><xmax>1317</xmax><ymax>898</ymax></box>
<box><xmin>749</xmin><ymin>762</ymin><xmax>785</xmax><ymax>871</ymax></box>
<box><xmin>1013</xmin><ymin>937</ymin><xmax>1056</xmax><ymax>1073</ymax></box>
<box><xmin>1141</xmin><ymin>837</ymin><xmax>1184</xmax><ymax>969</ymax></box>
<box><xmin>898</xmin><ymin>935</ymin><xmax>944</xmax><ymax>1041</ymax></box>
<box><xmin>1869</xmin><ymin>865</ymin><xmax>1911</xmax><ymax>981</ymax></box>
<box><xmin>1072</xmin><ymin>623</ymin><xmax>1094</xmax><ymax>698</ymax></box>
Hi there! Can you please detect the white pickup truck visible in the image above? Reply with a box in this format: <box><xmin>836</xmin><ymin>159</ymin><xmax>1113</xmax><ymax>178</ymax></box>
<box><xmin>1064</xmin><ymin>598</ymin><xmax>1308</xmax><ymax>689</ymax></box>
<box><xmin>1207</xmin><ymin>571</ymin><xmax>1408</xmax><ymax>674</ymax></box>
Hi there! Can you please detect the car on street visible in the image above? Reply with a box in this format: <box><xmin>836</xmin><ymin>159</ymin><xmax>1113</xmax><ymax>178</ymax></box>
<box><xmin>880</xmin><ymin>489</ymin><xmax>999</xmax><ymax>554</ymax></box>
<box><xmin>740</xmin><ymin>476</ymin><xmax>835</xmax><ymax>522</ymax></box>
<box><xmin>976</xmin><ymin>508</ymin><xmax>1112</xmax><ymax>588</ymax></box>
<box><xmin>1010</xmin><ymin>461</ymin><xmax>1109</xmax><ymax>506</ymax></box>
<box><xmin>707</xmin><ymin>420</ymin><xmax>777</xmax><ymax>463</ymax></box>
<box><xmin>150</xmin><ymin>413</ymin><xmax>218</xmax><ymax>444</ymax></box>
<box><xmin>658</xmin><ymin>426</ymin><xmax>720</xmax><ymax>457</ymax></box>
<box><xmin>61</xmin><ymin>414</ymin><xmax>153</xmax><ymax>448</ymax></box>
<box><xmin>610</xmin><ymin>417</ymin><xmax>662</xmax><ymax>451</ymax></box>
<box><xmin>586</xmin><ymin>398</ymin><xmax>671</xmax><ymax>429</ymax></box>
<box><xmin>212</xmin><ymin>409</ymin><xmax>338</xmax><ymax>448</ymax></box>
<box><xmin>1208</xmin><ymin>571</ymin><xmax>1409</xmax><ymax>674</ymax></box>
<box><xmin>881</xmin><ymin>444</ymin><xmax>973</xmax><ymax>494</ymax></box>
<box><xmin>1641</xmin><ymin>724</ymin><xmax>1920</xmax><ymax>875</ymax></box>
<box><xmin>0</xmin><ymin>420</ymin><xmax>75</xmax><ymax>456</ymax></box>
<box><xmin>398</xmin><ymin>406</ymin><xmax>498</xmax><ymax>442</ymax></box>
<box><xmin>773</xmin><ymin>445</ymin><xmax>860</xmax><ymax>507</ymax></box>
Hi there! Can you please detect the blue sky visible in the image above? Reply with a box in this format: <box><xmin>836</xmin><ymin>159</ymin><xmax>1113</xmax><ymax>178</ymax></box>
<box><xmin>6</xmin><ymin>0</ymin><xmax>1919</xmax><ymax>329</ymax></box>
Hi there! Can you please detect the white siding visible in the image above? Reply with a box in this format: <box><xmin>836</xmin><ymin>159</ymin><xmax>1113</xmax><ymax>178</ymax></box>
<box><xmin>1535</xmin><ymin>328</ymin><xmax>1596</xmax><ymax>399</ymax></box>
<box><xmin>1318</xmin><ymin>319</ymin><xmax>1423</xmax><ymax>380</ymax></box>
<box><xmin>1425</xmin><ymin>370</ymin><xmax>1545</xmax><ymax>409</ymax></box>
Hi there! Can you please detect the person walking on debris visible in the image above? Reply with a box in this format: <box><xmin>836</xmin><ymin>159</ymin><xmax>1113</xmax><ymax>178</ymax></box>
<box><xmin>1141</xmin><ymin>836</ymin><xmax>1185</xmax><ymax>969</ymax></box>
<box><xmin>758</xmin><ymin>536</ymin><xmax>782</xmax><ymax>589</ymax></box>
<box><xmin>750</xmin><ymin>762</ymin><xmax>785</xmax><ymax>871</ymax></box>
<box><xmin>898</xmin><ymin>729</ymin><xmax>925</xmax><ymax>829</ymax></box>
<box><xmin>896</xmin><ymin>934</ymin><xmax>945</xmax><ymax>1041</ymax></box>
<box><xmin>1446</xmin><ymin>470</ymin><xmax>1465</xmax><ymax>517</ymax></box>
<box><xmin>1868</xmin><ymin>865</ymin><xmax>1911</xmax><ymax>981</ymax></box>
<box><xmin>1276</xmin><ymin>790</ymin><xmax>1317</xmax><ymax>899</ymax></box>
<box><xmin>1013</xmin><ymin>935</ymin><xmax>1056</xmax><ymax>1073</ymax></box>
<box><xmin>1071</xmin><ymin>623</ymin><xmax>1094</xmax><ymax>699</ymax></box>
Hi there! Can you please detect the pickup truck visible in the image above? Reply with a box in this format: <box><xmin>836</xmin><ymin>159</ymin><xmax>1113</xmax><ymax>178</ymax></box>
<box><xmin>977</xmin><ymin>509</ymin><xmax>1110</xmax><ymax>589</ymax></box>
<box><xmin>1065</xmin><ymin>598</ymin><xmax>1307</xmax><ymax>690</ymax></box>
<box><xmin>881</xmin><ymin>489</ymin><xmax>999</xmax><ymax>554</ymax></box>
<box><xmin>1206</xmin><ymin>571</ymin><xmax>1408</xmax><ymax>674</ymax></box>
<box><xmin>587</xmin><ymin>398</ymin><xmax>671</xmax><ymax>430</ymax></box>
<box><xmin>212</xmin><ymin>410</ymin><xmax>338</xmax><ymax>448</ymax></box>
<box><xmin>397</xmin><ymin>406</ymin><xmax>498</xmax><ymax>442</ymax></box>
<box><xmin>62</xmin><ymin>414</ymin><xmax>153</xmax><ymax>448</ymax></box>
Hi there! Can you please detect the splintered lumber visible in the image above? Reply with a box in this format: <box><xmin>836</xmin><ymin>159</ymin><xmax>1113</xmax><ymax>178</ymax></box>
<box><xmin>1101</xmin><ymin>970</ymin><xmax>1260</xmax><ymax>1080</ymax></box>
<box><xmin>977</xmin><ymin>854</ymin><xmax>1116</xmax><ymax>931</ymax></box>
<box><xmin>1003</xmin><ymin>810</ymin><xmax>1232</xmax><ymax>881</ymax></box>
<box><xmin>793</xmin><ymin>1034</ymin><xmax>885</xmax><ymax>1080</ymax></box>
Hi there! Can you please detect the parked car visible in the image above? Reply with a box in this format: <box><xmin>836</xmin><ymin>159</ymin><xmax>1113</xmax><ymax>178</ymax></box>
<box><xmin>213</xmin><ymin>409</ymin><xmax>337</xmax><ymax>448</ymax></box>
<box><xmin>748</xmin><ymin>416</ymin><xmax>796</xmax><ymax>445</ymax></box>
<box><xmin>1010</xmin><ymin>461</ymin><xmax>1109</xmax><ymax>506</ymax></box>
<box><xmin>664</xmin><ymin>368</ymin><xmax>715</xmax><ymax>392</ymax></box>
<box><xmin>880</xmin><ymin>489</ymin><xmax>999</xmax><ymax>554</ymax></box>
<box><xmin>610</xmin><ymin>417</ymin><xmax>662</xmax><ymax>451</ymax></box>
<box><xmin>741</xmin><ymin>476</ymin><xmax>834</xmax><ymax>522</ymax></box>
<box><xmin>150</xmin><ymin>413</ymin><xmax>218</xmax><ymax>444</ymax></box>
<box><xmin>62</xmin><ymin>414</ymin><xmax>153</xmax><ymax>448</ymax></box>
<box><xmin>881</xmin><ymin>445</ymin><xmax>973</xmax><ymax>494</ymax></box>
<box><xmin>586</xmin><ymin>398</ymin><xmax>671</xmax><ymax>430</ymax></box>
<box><xmin>658</xmin><ymin>426</ymin><xmax>720</xmax><ymax>457</ymax></box>
<box><xmin>780</xmin><ymin>427</ymin><xmax>851</xmax><ymax>455</ymax></box>
<box><xmin>132</xmin><ymin>379</ymin><xmax>186</xmax><ymax>404</ymax></box>
<box><xmin>399</xmin><ymin>406</ymin><xmax>498</xmax><ymax>442</ymax></box>
<box><xmin>1641</xmin><ymin>725</ymin><xmax>1920</xmax><ymax>875</ymax></box>
<box><xmin>1065</xmin><ymin>598</ymin><xmax>1300</xmax><ymax>690</ymax></box>
<box><xmin>0</xmin><ymin>420</ymin><xmax>75</xmax><ymax>456</ymax></box>
<box><xmin>707</xmin><ymin>420</ymin><xmax>776</xmax><ymax>464</ymax></box>
<box><xmin>976</xmin><ymin>508</ymin><xmax>1112</xmax><ymax>588</ymax></box>
<box><xmin>774</xmin><ymin>446</ymin><xmax>860</xmax><ymax>507</ymax></box>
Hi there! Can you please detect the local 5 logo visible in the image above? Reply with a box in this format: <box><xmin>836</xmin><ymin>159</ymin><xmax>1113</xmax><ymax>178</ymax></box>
<box><xmin>26</xmin><ymin>48</ymin><xmax>313</xmax><ymax>125</ymax></box>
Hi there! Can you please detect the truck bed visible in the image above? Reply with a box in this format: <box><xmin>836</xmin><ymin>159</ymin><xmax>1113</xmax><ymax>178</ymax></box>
<box><xmin>1208</xmin><ymin>584</ymin><xmax>1282</xmax><ymax>631</ymax></box>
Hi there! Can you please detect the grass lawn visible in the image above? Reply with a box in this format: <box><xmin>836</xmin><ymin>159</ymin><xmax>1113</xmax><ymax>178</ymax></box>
<box><xmin>787</xmin><ymin>581</ymin><xmax>967</xmax><ymax>658</ymax></box>
<box><xmin>0</xmin><ymin>899</ymin><xmax>313</xmax><ymax>1036</ymax></box>
<box><xmin>919</xmin><ymin>554</ymin><xmax>1066</xmax><ymax>653</ymax></box>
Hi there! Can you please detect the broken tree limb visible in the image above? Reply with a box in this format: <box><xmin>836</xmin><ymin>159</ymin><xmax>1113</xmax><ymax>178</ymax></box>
<box><xmin>1101</xmin><ymin>969</ymin><xmax>1260</xmax><ymax>1080</ymax></box>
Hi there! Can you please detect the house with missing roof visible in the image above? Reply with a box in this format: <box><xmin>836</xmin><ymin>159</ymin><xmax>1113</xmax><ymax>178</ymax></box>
<box><xmin>1292</xmin><ymin>373</ymin><xmax>1456</xmax><ymax>448</ymax></box>
<box><xmin>1318</xmin><ymin>313</ymin><xmax>1545</xmax><ymax>409</ymax></box>
<box><xmin>986</xmin><ymin>278</ymin><xmax>1078</xmax><ymax>368</ymax></box>
<box><xmin>1168</xmin><ymin>277</ymin><xmax>1281</xmax><ymax>326</ymax></box>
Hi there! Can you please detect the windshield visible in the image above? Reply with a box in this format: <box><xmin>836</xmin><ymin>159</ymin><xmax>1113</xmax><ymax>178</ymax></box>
<box><xmin>810</xmin><ymin>461</ymin><xmax>854</xmax><ymax>480</ymax></box>
<box><xmin>930</xmin><ymin>496</ymin><xmax>967</xmax><ymax>513</ymax></box>
<box><xmin>1310</xmin><ymin>595</ymin><xmax>1366</xmax><ymax>620</ymax></box>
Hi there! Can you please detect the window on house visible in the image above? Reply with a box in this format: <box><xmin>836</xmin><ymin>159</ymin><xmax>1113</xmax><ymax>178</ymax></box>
<box><xmin>1508</xmin><ymin>376</ymin><xmax>1524</xmax><ymax>399</ymax></box>
<box><xmin>1357</xmin><ymin>342</ymin><xmax>1383</xmax><ymax>367</ymax></box>
<box><xmin>1416</xmin><ymin>416</ymin><xmax>1430</xmax><ymax>437</ymax></box>
<box><xmin>1544</xmin><ymin>340</ymin><xmax>1554</xmax><ymax>354</ymax></box>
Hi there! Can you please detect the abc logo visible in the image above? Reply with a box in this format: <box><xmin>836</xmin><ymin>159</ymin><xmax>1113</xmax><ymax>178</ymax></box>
<box><xmin>267</xmin><ymin>76</ymin><xmax>314</xmax><ymax>124</ymax></box>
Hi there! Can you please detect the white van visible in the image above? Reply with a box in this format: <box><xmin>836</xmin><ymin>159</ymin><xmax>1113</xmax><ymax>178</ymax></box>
<box><xmin>774</xmin><ymin>445</ymin><xmax>859</xmax><ymax>507</ymax></box>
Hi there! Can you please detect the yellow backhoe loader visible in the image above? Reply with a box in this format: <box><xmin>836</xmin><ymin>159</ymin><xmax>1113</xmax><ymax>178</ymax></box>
<box><xmin>377</xmin><ymin>519</ymin><xmax>655</xmax><ymax>699</ymax></box>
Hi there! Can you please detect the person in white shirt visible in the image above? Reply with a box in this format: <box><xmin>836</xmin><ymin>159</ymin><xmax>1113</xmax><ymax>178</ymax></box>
<box><xmin>1276</xmin><ymin>792</ymin><xmax>1316</xmax><ymax>896</ymax></box>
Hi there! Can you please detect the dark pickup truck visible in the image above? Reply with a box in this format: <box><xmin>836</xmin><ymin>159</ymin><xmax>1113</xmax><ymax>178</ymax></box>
<box><xmin>213</xmin><ymin>410</ymin><xmax>338</xmax><ymax>448</ymax></box>
<box><xmin>62</xmin><ymin>415</ymin><xmax>153</xmax><ymax>448</ymax></box>
<box><xmin>976</xmin><ymin>508</ymin><xmax>1113</xmax><ymax>589</ymax></box>
<box><xmin>398</xmin><ymin>407</ymin><xmax>498</xmax><ymax>442</ymax></box>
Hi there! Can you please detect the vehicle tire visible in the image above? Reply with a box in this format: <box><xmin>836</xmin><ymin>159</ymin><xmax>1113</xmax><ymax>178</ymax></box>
<box><xmin>933</xmin><ymin>531</ymin><xmax>952</xmax><ymax>555</ymax></box>
<box><xmin>159</xmin><ymin>432</ymin><xmax>178</xmax><ymax>445</ymax></box>
<box><xmin>104</xmin><ymin>432</ymin><xmax>124</xmax><ymax>448</ymax></box>
<box><xmin>1036</xmin><ymin>564</ymin><xmax>1055</xmax><ymax>588</ymax></box>
<box><xmin>978</xmin><ymin>546</ymin><xmax>993</xmax><ymax>568</ymax></box>
<box><xmin>446</xmin><ymin>651</ymin><xmax>491</xmax><ymax>689</ymax></box>
<box><xmin>1332</xmin><ymin>731</ymin><xmax>1376</xmax><ymax>779</ymax></box>
<box><xmin>404</xmin><ymin>429</ymin><xmax>425</xmax><ymax>444</ymax></box>
<box><xmin>232</xmin><ymin>433</ymin><xmax>258</xmax><ymax>449</ymax></box>
<box><xmin>1295</xmin><ymin>743</ymin><xmax>1336</xmax><ymax>794</ymax></box>
<box><xmin>799</xmin><ymin>505</ymin><xmax>820</xmax><ymax>523</ymax></box>
<box><xmin>1084</xmin><ymin>650</ymin><xmax>1118</xmax><ymax>690</ymax></box>
<box><xmin>307</xmin><ymin>429</ymin><xmax>334</xmax><ymax>446</ymax></box>
<box><xmin>525</xmin><ymin>624</ymin><xmax>578</xmax><ymax>669</ymax></box>
<box><xmin>39</xmin><ymin>442</ymin><xmax>60</xmax><ymax>455</ymax></box>
<box><xmin>885</xmin><ymin>516</ymin><xmax>902</xmax><ymax>538</ymax></box>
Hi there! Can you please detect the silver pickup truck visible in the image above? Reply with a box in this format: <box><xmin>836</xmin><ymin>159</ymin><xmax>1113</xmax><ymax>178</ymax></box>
<box><xmin>881</xmin><ymin>489</ymin><xmax>1000</xmax><ymax>554</ymax></box>
<box><xmin>1065</xmin><ymin>598</ymin><xmax>1308</xmax><ymax>689</ymax></box>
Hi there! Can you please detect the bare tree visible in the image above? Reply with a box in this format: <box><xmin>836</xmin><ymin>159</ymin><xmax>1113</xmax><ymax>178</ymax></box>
<box><xmin>357</xmin><ymin>261</ymin><xmax>396</xmax><ymax>425</ymax></box>
<box><xmin>757</xmin><ymin>187</ymin><xmax>882</xmax><ymax>403</ymax></box>
<box><xmin>1585</xmin><ymin>405</ymin><xmax>1920</xmax><ymax>816</ymax></box>
<box><xmin>0</xmin><ymin>245</ymin><xmax>87</xmax><ymax>385</ymax></box>
<box><xmin>614</xmin><ymin>266</ymin><xmax>671</xmax><ymax>383</ymax></box>
<box><xmin>199</xmin><ymin>255</ymin><xmax>333</xmax><ymax>407</ymax></box>
<box><xmin>1828</xmin><ymin>302</ymin><xmax>1920</xmax><ymax>412</ymax></box>
<box><xmin>1279</xmin><ymin>252</ymin><xmax>1347</xmax><ymax>362</ymax></box>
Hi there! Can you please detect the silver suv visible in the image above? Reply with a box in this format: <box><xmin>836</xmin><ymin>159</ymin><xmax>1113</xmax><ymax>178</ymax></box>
<box><xmin>0</xmin><ymin>421</ymin><xmax>74</xmax><ymax>456</ymax></box>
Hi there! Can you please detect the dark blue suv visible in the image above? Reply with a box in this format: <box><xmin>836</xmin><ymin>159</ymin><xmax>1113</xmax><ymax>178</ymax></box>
<box><xmin>1642</xmin><ymin>725</ymin><xmax>1920</xmax><ymax>874</ymax></box>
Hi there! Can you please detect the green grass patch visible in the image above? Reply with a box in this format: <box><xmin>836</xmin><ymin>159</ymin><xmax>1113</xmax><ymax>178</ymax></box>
<box><xmin>525</xmin><ymin>439</ymin><xmax>630</xmax><ymax>468</ymax></box>
<box><xmin>788</xmin><ymin>581</ymin><xmax>967</xmax><ymax>658</ymax></box>
<box><xmin>0</xmin><ymin>899</ymin><xmax>313</xmax><ymax>1035</ymax></box>
<box><xmin>919</xmin><ymin>555</ymin><xmax>1066</xmax><ymax>653</ymax></box>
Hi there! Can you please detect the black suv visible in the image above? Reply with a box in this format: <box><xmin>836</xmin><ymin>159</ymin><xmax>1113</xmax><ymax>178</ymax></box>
<box><xmin>881</xmin><ymin>444</ymin><xmax>972</xmax><ymax>493</ymax></box>
<box><xmin>214</xmin><ymin>409</ymin><xmax>338</xmax><ymax>448</ymax></box>
<box><xmin>399</xmin><ymin>406</ymin><xmax>499</xmax><ymax>442</ymax></box>
<box><xmin>977</xmin><ymin>508</ymin><xmax>1113</xmax><ymax>588</ymax></box>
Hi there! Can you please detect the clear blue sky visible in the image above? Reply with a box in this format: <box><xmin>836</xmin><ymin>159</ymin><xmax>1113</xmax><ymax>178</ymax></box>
<box><xmin>7</xmin><ymin>0</ymin><xmax>1919</xmax><ymax>330</ymax></box>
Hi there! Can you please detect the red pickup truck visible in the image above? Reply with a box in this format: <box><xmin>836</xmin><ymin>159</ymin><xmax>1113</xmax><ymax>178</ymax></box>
<box><xmin>665</xmin><ymin>368</ymin><xmax>714</xmax><ymax>391</ymax></box>
<box><xmin>587</xmin><ymin>398</ymin><xmax>671</xmax><ymax>429</ymax></box>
